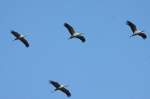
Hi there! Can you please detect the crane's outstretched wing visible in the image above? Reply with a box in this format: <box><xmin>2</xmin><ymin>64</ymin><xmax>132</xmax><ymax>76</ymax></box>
<box><xmin>20</xmin><ymin>37</ymin><xmax>29</xmax><ymax>47</ymax></box>
<box><xmin>60</xmin><ymin>87</ymin><xmax>71</xmax><ymax>97</ymax></box>
<box><xmin>137</xmin><ymin>32</ymin><xmax>147</xmax><ymax>39</ymax></box>
<box><xmin>11</xmin><ymin>30</ymin><xmax>21</xmax><ymax>38</ymax></box>
<box><xmin>126</xmin><ymin>21</ymin><xmax>137</xmax><ymax>33</ymax></box>
<box><xmin>64</xmin><ymin>23</ymin><xmax>75</xmax><ymax>35</ymax></box>
<box><xmin>76</xmin><ymin>35</ymin><xmax>86</xmax><ymax>42</ymax></box>
<box><xmin>50</xmin><ymin>80</ymin><xmax>60</xmax><ymax>88</ymax></box>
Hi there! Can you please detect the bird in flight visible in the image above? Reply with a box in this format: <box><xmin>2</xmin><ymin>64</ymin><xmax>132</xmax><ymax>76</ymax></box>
<box><xmin>49</xmin><ymin>80</ymin><xmax>71</xmax><ymax>97</ymax></box>
<box><xmin>126</xmin><ymin>20</ymin><xmax>147</xmax><ymax>39</ymax></box>
<box><xmin>11</xmin><ymin>30</ymin><xmax>30</xmax><ymax>47</ymax></box>
<box><xmin>64</xmin><ymin>22</ymin><xmax>86</xmax><ymax>42</ymax></box>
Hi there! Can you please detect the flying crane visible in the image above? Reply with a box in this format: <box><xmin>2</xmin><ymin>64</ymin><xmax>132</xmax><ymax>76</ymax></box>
<box><xmin>126</xmin><ymin>20</ymin><xmax>147</xmax><ymax>39</ymax></box>
<box><xmin>64</xmin><ymin>22</ymin><xmax>86</xmax><ymax>42</ymax></box>
<box><xmin>49</xmin><ymin>80</ymin><xmax>71</xmax><ymax>97</ymax></box>
<box><xmin>11</xmin><ymin>30</ymin><xmax>30</xmax><ymax>47</ymax></box>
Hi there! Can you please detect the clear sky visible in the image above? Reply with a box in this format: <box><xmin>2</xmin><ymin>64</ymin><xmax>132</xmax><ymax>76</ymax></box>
<box><xmin>0</xmin><ymin>0</ymin><xmax>150</xmax><ymax>99</ymax></box>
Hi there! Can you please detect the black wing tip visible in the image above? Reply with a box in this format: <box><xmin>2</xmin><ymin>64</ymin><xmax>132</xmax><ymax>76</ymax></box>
<box><xmin>26</xmin><ymin>45</ymin><xmax>29</xmax><ymax>48</ymax></box>
<box><xmin>64</xmin><ymin>22</ymin><xmax>68</xmax><ymax>24</ymax></box>
<box><xmin>82</xmin><ymin>37</ymin><xmax>86</xmax><ymax>42</ymax></box>
<box><xmin>49</xmin><ymin>80</ymin><xmax>53</xmax><ymax>83</ymax></box>
<box><xmin>66</xmin><ymin>91</ymin><xmax>71</xmax><ymax>97</ymax></box>
<box><xmin>64</xmin><ymin>89</ymin><xmax>71</xmax><ymax>97</ymax></box>
<box><xmin>126</xmin><ymin>20</ymin><xmax>135</xmax><ymax>26</ymax></box>
<box><xmin>142</xmin><ymin>34</ymin><xmax>147</xmax><ymax>39</ymax></box>
<box><xmin>81</xmin><ymin>40</ymin><xmax>86</xmax><ymax>43</ymax></box>
<box><xmin>67</xmin><ymin>94</ymin><xmax>71</xmax><ymax>97</ymax></box>
<box><xmin>64</xmin><ymin>22</ymin><xmax>69</xmax><ymax>26</ymax></box>
<box><xmin>11</xmin><ymin>30</ymin><xmax>16</xmax><ymax>33</ymax></box>
<box><xmin>126</xmin><ymin>20</ymin><xmax>131</xmax><ymax>25</ymax></box>
<box><xmin>49</xmin><ymin>80</ymin><xmax>57</xmax><ymax>83</ymax></box>
<box><xmin>141</xmin><ymin>36</ymin><xmax>147</xmax><ymax>40</ymax></box>
<box><xmin>79</xmin><ymin>36</ymin><xmax>86</xmax><ymax>43</ymax></box>
<box><xmin>50</xmin><ymin>80</ymin><xmax>54</xmax><ymax>82</ymax></box>
<box><xmin>49</xmin><ymin>80</ymin><xmax>56</xmax><ymax>82</ymax></box>
<box><xmin>126</xmin><ymin>20</ymin><xmax>130</xmax><ymax>22</ymax></box>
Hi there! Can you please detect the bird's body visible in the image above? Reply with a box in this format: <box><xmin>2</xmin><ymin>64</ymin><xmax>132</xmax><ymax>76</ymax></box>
<box><xmin>54</xmin><ymin>85</ymin><xmax>64</xmax><ymax>91</ymax></box>
<box><xmin>11</xmin><ymin>30</ymin><xmax>30</xmax><ymax>47</ymax></box>
<box><xmin>50</xmin><ymin>80</ymin><xmax>71</xmax><ymax>97</ymax></box>
<box><xmin>69</xmin><ymin>32</ymin><xmax>82</xmax><ymax>38</ymax></box>
<box><xmin>126</xmin><ymin>20</ymin><xmax>147</xmax><ymax>39</ymax></box>
<box><xmin>64</xmin><ymin>22</ymin><xmax>86</xmax><ymax>42</ymax></box>
<box><xmin>14</xmin><ymin>34</ymin><xmax>23</xmax><ymax>40</ymax></box>
<box><xmin>73</xmin><ymin>32</ymin><xmax>81</xmax><ymax>36</ymax></box>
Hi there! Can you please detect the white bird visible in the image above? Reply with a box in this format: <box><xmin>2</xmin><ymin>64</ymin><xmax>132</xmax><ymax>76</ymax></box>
<box><xmin>49</xmin><ymin>80</ymin><xmax>71</xmax><ymax>97</ymax></box>
<box><xmin>11</xmin><ymin>30</ymin><xmax>30</xmax><ymax>47</ymax></box>
<box><xmin>126</xmin><ymin>20</ymin><xmax>147</xmax><ymax>39</ymax></box>
<box><xmin>64</xmin><ymin>22</ymin><xmax>86</xmax><ymax>42</ymax></box>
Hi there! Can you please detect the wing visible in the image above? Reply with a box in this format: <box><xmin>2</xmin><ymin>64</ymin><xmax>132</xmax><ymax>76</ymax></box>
<box><xmin>64</xmin><ymin>22</ymin><xmax>75</xmax><ymax>35</ymax></box>
<box><xmin>60</xmin><ymin>87</ymin><xmax>71</xmax><ymax>97</ymax></box>
<box><xmin>138</xmin><ymin>32</ymin><xmax>147</xmax><ymax>39</ymax></box>
<box><xmin>50</xmin><ymin>80</ymin><xmax>60</xmax><ymax>88</ymax></box>
<box><xmin>126</xmin><ymin>21</ymin><xmax>137</xmax><ymax>33</ymax></box>
<box><xmin>76</xmin><ymin>35</ymin><xmax>86</xmax><ymax>42</ymax></box>
<box><xmin>20</xmin><ymin>37</ymin><xmax>29</xmax><ymax>47</ymax></box>
<box><xmin>11</xmin><ymin>30</ymin><xmax>21</xmax><ymax>38</ymax></box>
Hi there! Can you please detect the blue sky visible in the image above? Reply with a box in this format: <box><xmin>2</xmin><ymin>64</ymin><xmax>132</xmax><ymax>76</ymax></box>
<box><xmin>0</xmin><ymin>0</ymin><xmax>150</xmax><ymax>99</ymax></box>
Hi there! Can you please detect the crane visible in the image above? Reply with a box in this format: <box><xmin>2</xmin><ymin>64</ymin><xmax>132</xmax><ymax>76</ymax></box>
<box><xmin>64</xmin><ymin>22</ymin><xmax>86</xmax><ymax>42</ymax></box>
<box><xmin>11</xmin><ymin>30</ymin><xmax>30</xmax><ymax>47</ymax></box>
<box><xmin>126</xmin><ymin>20</ymin><xmax>147</xmax><ymax>39</ymax></box>
<box><xmin>49</xmin><ymin>80</ymin><xmax>71</xmax><ymax>97</ymax></box>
